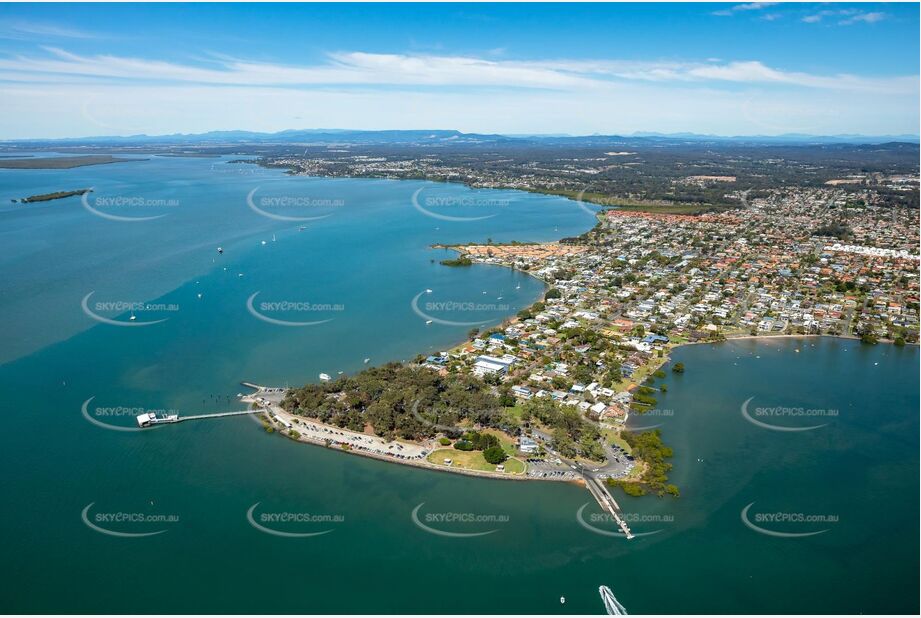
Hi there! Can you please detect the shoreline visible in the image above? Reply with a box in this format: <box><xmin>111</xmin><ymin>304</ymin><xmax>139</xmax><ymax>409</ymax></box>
<box><xmin>244</xmin><ymin>390</ymin><xmax>570</xmax><ymax>483</ymax></box>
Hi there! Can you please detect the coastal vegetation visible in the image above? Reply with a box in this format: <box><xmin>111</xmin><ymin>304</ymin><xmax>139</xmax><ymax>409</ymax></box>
<box><xmin>439</xmin><ymin>256</ymin><xmax>473</xmax><ymax>267</ymax></box>
<box><xmin>281</xmin><ymin>362</ymin><xmax>616</xmax><ymax>464</ymax></box>
<box><xmin>282</xmin><ymin>363</ymin><xmax>500</xmax><ymax>440</ymax></box>
<box><xmin>607</xmin><ymin>429</ymin><xmax>679</xmax><ymax>497</ymax></box>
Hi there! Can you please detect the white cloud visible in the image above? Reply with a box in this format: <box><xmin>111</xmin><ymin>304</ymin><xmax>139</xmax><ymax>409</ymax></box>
<box><xmin>802</xmin><ymin>9</ymin><xmax>888</xmax><ymax>25</ymax></box>
<box><xmin>0</xmin><ymin>20</ymin><xmax>100</xmax><ymax>40</ymax></box>
<box><xmin>713</xmin><ymin>3</ymin><xmax>777</xmax><ymax>17</ymax></box>
<box><xmin>0</xmin><ymin>48</ymin><xmax>913</xmax><ymax>96</ymax></box>
<box><xmin>0</xmin><ymin>48</ymin><xmax>915</xmax><ymax>139</ymax></box>
<box><xmin>839</xmin><ymin>11</ymin><xmax>887</xmax><ymax>25</ymax></box>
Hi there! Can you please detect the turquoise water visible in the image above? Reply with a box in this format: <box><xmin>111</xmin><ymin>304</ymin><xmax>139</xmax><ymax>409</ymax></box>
<box><xmin>0</xmin><ymin>157</ymin><xmax>917</xmax><ymax>613</ymax></box>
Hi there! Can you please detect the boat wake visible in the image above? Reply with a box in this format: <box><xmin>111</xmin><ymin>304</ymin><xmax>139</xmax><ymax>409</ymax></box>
<box><xmin>599</xmin><ymin>585</ymin><xmax>628</xmax><ymax>615</ymax></box>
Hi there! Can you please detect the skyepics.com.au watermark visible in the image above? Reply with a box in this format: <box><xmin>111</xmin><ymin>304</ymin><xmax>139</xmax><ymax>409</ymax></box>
<box><xmin>628</xmin><ymin>408</ymin><xmax>675</xmax><ymax>430</ymax></box>
<box><xmin>81</xmin><ymin>190</ymin><xmax>178</xmax><ymax>222</ymax></box>
<box><xmin>246</xmin><ymin>186</ymin><xmax>344</xmax><ymax>222</ymax></box>
<box><xmin>741</xmin><ymin>502</ymin><xmax>838</xmax><ymax>538</ymax></box>
<box><xmin>423</xmin><ymin>195</ymin><xmax>511</xmax><ymax>209</ymax></box>
<box><xmin>257</xmin><ymin>196</ymin><xmax>345</xmax><ymax>208</ymax></box>
<box><xmin>246</xmin><ymin>292</ymin><xmax>344</xmax><ymax>327</ymax></box>
<box><xmin>81</xmin><ymin>396</ymin><xmax>178</xmax><ymax>432</ymax></box>
<box><xmin>411</xmin><ymin>289</ymin><xmax>509</xmax><ymax>327</ymax></box>
<box><xmin>411</xmin><ymin>503</ymin><xmax>509</xmax><ymax>538</ymax></box>
<box><xmin>741</xmin><ymin>396</ymin><xmax>838</xmax><ymax>432</ymax></box>
<box><xmin>246</xmin><ymin>503</ymin><xmax>343</xmax><ymax>537</ymax></box>
<box><xmin>587</xmin><ymin>512</ymin><xmax>675</xmax><ymax>525</ymax></box>
<box><xmin>81</xmin><ymin>292</ymin><xmax>178</xmax><ymax>327</ymax></box>
<box><xmin>411</xmin><ymin>187</ymin><xmax>509</xmax><ymax>222</ymax></box>
<box><xmin>424</xmin><ymin>300</ymin><xmax>510</xmax><ymax>313</ymax></box>
<box><xmin>81</xmin><ymin>502</ymin><xmax>179</xmax><ymax>538</ymax></box>
<box><xmin>576</xmin><ymin>503</ymin><xmax>671</xmax><ymax>538</ymax></box>
<box><xmin>93</xmin><ymin>196</ymin><xmax>180</xmax><ymax>208</ymax></box>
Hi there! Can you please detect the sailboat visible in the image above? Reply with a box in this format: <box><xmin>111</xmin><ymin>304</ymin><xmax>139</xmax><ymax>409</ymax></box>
<box><xmin>128</xmin><ymin>311</ymin><xmax>137</xmax><ymax>321</ymax></box>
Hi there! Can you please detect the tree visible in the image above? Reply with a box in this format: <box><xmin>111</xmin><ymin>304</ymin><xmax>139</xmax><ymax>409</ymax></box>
<box><xmin>545</xmin><ymin>288</ymin><xmax>562</xmax><ymax>299</ymax></box>
<box><xmin>672</xmin><ymin>362</ymin><xmax>685</xmax><ymax>373</ymax></box>
<box><xmin>483</xmin><ymin>446</ymin><xmax>508</xmax><ymax>465</ymax></box>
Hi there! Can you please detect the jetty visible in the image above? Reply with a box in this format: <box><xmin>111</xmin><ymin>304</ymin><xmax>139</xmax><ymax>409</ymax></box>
<box><xmin>585</xmin><ymin>475</ymin><xmax>634</xmax><ymax>539</ymax></box>
<box><xmin>136</xmin><ymin>409</ymin><xmax>261</xmax><ymax>427</ymax></box>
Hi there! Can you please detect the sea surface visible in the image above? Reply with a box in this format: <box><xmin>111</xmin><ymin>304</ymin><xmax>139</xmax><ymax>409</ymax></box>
<box><xmin>0</xmin><ymin>155</ymin><xmax>917</xmax><ymax>614</ymax></box>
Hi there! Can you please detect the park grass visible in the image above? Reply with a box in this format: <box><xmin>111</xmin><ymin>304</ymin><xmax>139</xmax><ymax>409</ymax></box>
<box><xmin>427</xmin><ymin>448</ymin><xmax>525</xmax><ymax>474</ymax></box>
<box><xmin>602</xmin><ymin>428</ymin><xmax>633</xmax><ymax>455</ymax></box>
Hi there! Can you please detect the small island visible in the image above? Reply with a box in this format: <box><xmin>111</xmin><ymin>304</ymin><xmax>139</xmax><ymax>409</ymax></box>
<box><xmin>13</xmin><ymin>188</ymin><xmax>92</xmax><ymax>204</ymax></box>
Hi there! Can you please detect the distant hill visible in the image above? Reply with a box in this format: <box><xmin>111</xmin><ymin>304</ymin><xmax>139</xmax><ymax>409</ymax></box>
<box><xmin>3</xmin><ymin>128</ymin><xmax>918</xmax><ymax>148</ymax></box>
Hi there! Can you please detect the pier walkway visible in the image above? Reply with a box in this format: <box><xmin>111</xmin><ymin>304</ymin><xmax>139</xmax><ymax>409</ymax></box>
<box><xmin>178</xmin><ymin>410</ymin><xmax>261</xmax><ymax>422</ymax></box>
<box><xmin>585</xmin><ymin>475</ymin><xmax>635</xmax><ymax>539</ymax></box>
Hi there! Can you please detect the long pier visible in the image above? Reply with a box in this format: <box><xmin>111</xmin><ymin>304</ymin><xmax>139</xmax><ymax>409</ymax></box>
<box><xmin>585</xmin><ymin>475</ymin><xmax>634</xmax><ymax>539</ymax></box>
<box><xmin>178</xmin><ymin>410</ymin><xmax>262</xmax><ymax>422</ymax></box>
<box><xmin>136</xmin><ymin>409</ymin><xmax>262</xmax><ymax>427</ymax></box>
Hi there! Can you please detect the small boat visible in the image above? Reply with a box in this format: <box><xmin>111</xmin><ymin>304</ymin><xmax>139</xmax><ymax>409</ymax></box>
<box><xmin>425</xmin><ymin>320</ymin><xmax>433</xmax><ymax>325</ymax></box>
<box><xmin>298</xmin><ymin>226</ymin><xmax>306</xmax><ymax>231</ymax></box>
<box><xmin>261</xmin><ymin>240</ymin><xmax>267</xmax><ymax>246</ymax></box>
<box><xmin>319</xmin><ymin>373</ymin><xmax>331</xmax><ymax>382</ymax></box>
<box><xmin>425</xmin><ymin>289</ymin><xmax>433</xmax><ymax>294</ymax></box>
<box><xmin>363</xmin><ymin>358</ymin><xmax>370</xmax><ymax>364</ymax></box>
<box><xmin>560</xmin><ymin>597</ymin><xmax>565</xmax><ymax>604</ymax></box>
<box><xmin>129</xmin><ymin>311</ymin><xmax>137</xmax><ymax>321</ymax></box>
<box><xmin>197</xmin><ymin>293</ymin><xmax>203</xmax><ymax>299</ymax></box>
<box><xmin>217</xmin><ymin>247</ymin><xmax>223</xmax><ymax>254</ymax></box>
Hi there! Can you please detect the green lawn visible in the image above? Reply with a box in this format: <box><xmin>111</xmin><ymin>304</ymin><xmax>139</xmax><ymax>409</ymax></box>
<box><xmin>602</xmin><ymin>428</ymin><xmax>633</xmax><ymax>455</ymax></box>
<box><xmin>427</xmin><ymin>448</ymin><xmax>526</xmax><ymax>474</ymax></box>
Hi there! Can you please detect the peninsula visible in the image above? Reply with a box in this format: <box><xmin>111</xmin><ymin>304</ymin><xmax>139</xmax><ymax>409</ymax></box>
<box><xmin>252</xmin><ymin>179</ymin><xmax>919</xmax><ymax>499</ymax></box>
<box><xmin>0</xmin><ymin>155</ymin><xmax>140</xmax><ymax>169</ymax></box>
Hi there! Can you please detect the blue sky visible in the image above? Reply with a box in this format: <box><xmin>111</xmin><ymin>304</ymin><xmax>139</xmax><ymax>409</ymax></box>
<box><xmin>0</xmin><ymin>3</ymin><xmax>917</xmax><ymax>138</ymax></box>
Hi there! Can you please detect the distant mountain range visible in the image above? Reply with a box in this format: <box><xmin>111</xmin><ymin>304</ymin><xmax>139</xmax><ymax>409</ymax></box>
<box><xmin>3</xmin><ymin>128</ymin><xmax>918</xmax><ymax>147</ymax></box>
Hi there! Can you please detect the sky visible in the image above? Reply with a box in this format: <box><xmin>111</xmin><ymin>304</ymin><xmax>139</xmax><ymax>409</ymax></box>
<box><xmin>0</xmin><ymin>2</ymin><xmax>918</xmax><ymax>139</ymax></box>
